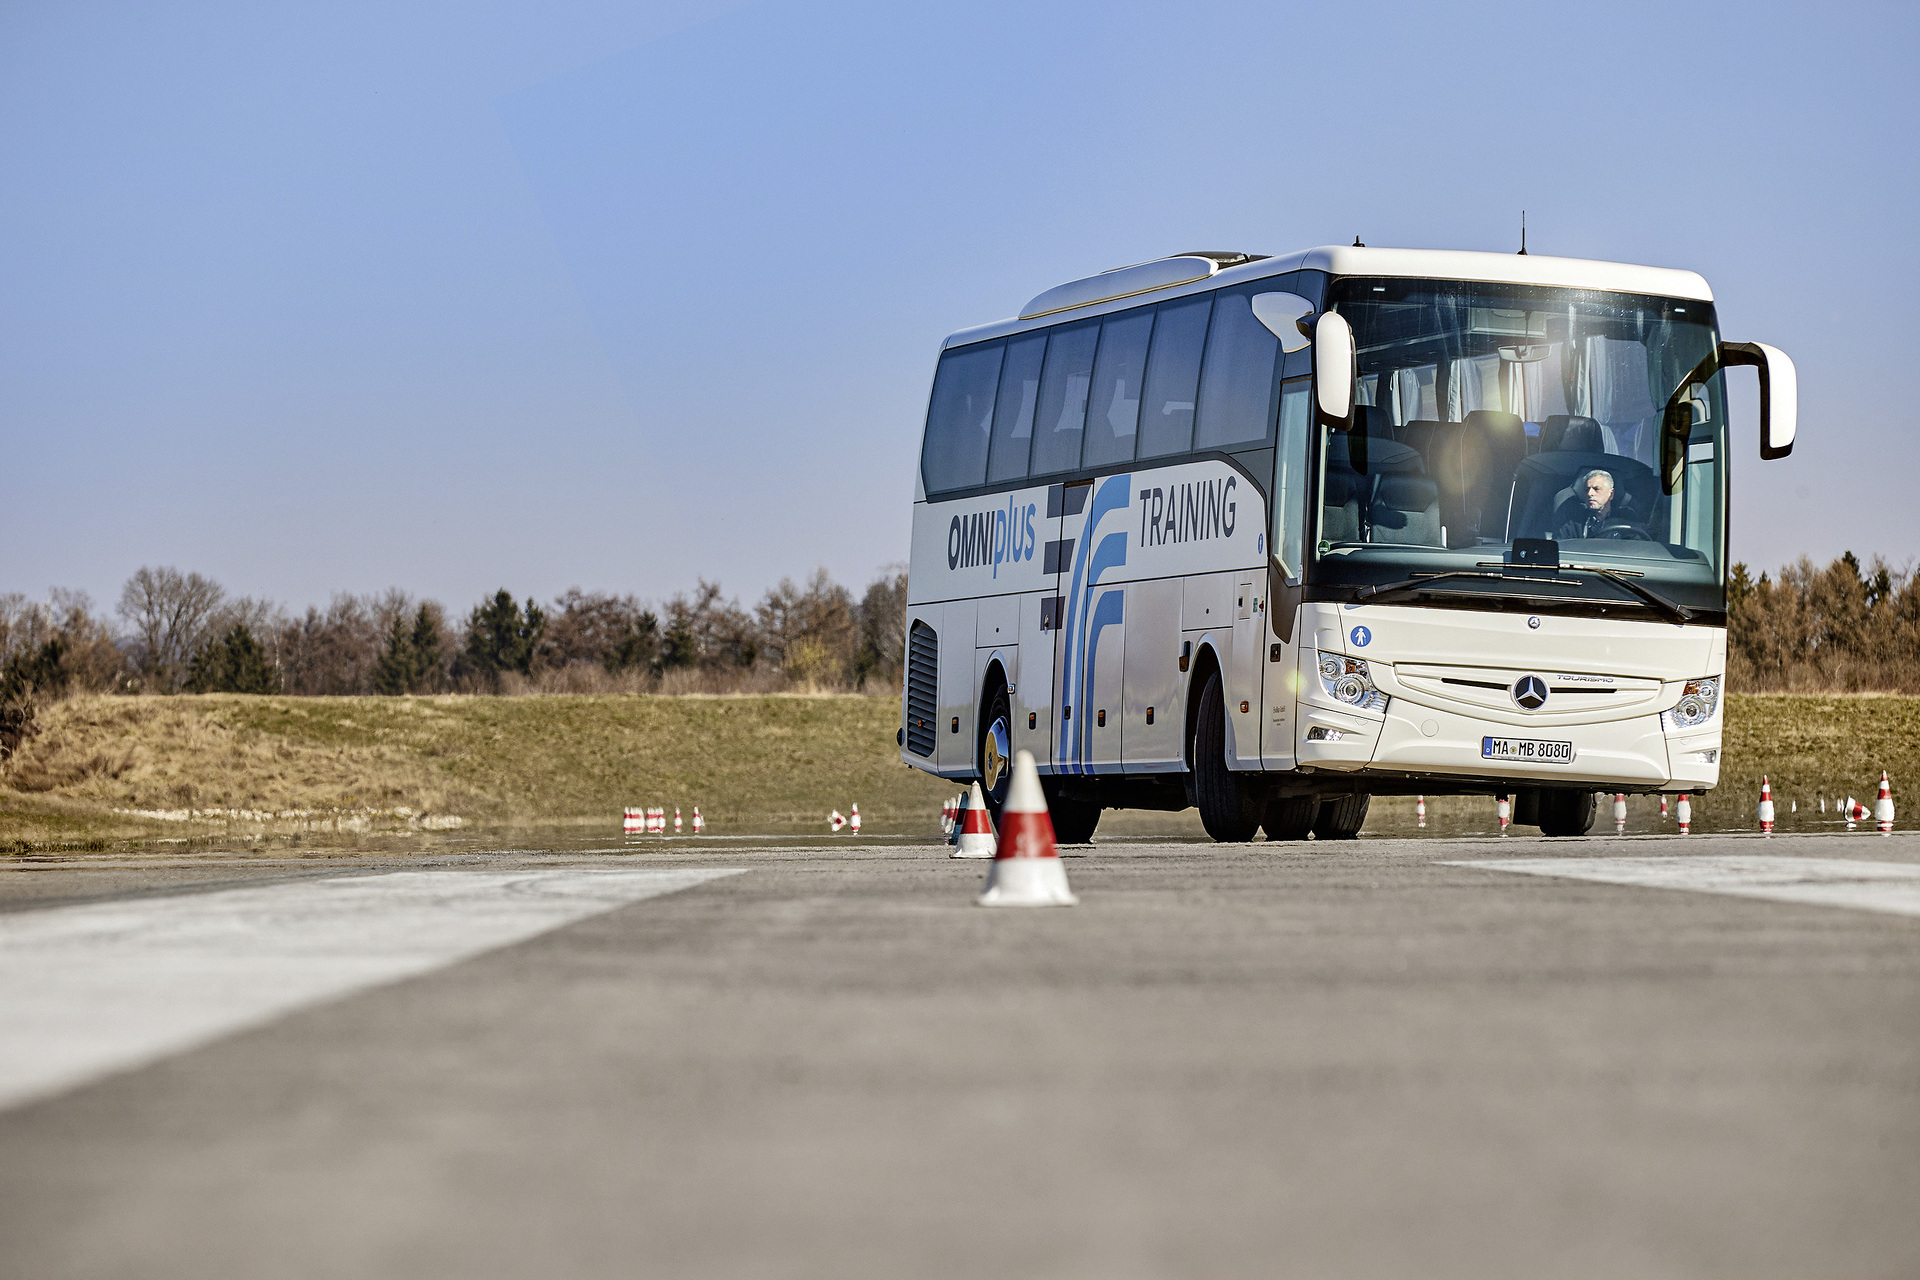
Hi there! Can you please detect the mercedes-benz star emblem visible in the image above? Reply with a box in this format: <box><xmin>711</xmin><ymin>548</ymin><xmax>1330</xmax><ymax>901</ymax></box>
<box><xmin>1512</xmin><ymin>675</ymin><xmax>1549</xmax><ymax>710</ymax></box>
<box><xmin>1527</xmin><ymin>616</ymin><xmax>1541</xmax><ymax>629</ymax></box>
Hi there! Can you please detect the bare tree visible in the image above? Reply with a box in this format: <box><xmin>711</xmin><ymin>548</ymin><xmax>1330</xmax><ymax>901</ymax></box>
<box><xmin>855</xmin><ymin>564</ymin><xmax>909</xmax><ymax>689</ymax></box>
<box><xmin>116</xmin><ymin>567</ymin><xmax>226</xmax><ymax>692</ymax></box>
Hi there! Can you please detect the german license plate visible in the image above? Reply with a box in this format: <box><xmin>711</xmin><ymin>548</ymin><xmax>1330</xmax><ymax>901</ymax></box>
<box><xmin>1482</xmin><ymin>736</ymin><xmax>1575</xmax><ymax>763</ymax></box>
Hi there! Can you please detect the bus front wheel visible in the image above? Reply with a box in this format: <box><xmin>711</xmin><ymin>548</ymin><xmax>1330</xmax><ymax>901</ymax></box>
<box><xmin>1538</xmin><ymin>790</ymin><xmax>1597</xmax><ymax>837</ymax></box>
<box><xmin>1194</xmin><ymin>674</ymin><xmax>1263</xmax><ymax>842</ymax></box>
<box><xmin>1040</xmin><ymin>780</ymin><xmax>1101</xmax><ymax>845</ymax></box>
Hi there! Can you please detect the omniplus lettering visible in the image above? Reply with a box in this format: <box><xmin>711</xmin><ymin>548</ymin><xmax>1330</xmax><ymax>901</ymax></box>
<box><xmin>949</xmin><ymin>499</ymin><xmax>1038</xmax><ymax>575</ymax></box>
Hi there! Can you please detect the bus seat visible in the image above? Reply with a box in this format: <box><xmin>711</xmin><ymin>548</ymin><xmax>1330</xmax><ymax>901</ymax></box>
<box><xmin>1401</xmin><ymin>419</ymin><xmax>1441</xmax><ymax>463</ymax></box>
<box><xmin>1424</xmin><ymin>420</ymin><xmax>1473</xmax><ymax>547</ymax></box>
<box><xmin>1541</xmin><ymin>414</ymin><xmax>1604</xmax><ymax>453</ymax></box>
<box><xmin>1370</xmin><ymin>473</ymin><xmax>1442</xmax><ymax>546</ymax></box>
<box><xmin>1353</xmin><ymin>404</ymin><xmax>1396</xmax><ymax>441</ymax></box>
<box><xmin>1321</xmin><ymin>470</ymin><xmax>1362</xmax><ymax>544</ymax></box>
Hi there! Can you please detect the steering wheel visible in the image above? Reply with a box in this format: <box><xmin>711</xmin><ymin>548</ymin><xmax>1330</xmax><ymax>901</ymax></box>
<box><xmin>1600</xmin><ymin>522</ymin><xmax>1653</xmax><ymax>541</ymax></box>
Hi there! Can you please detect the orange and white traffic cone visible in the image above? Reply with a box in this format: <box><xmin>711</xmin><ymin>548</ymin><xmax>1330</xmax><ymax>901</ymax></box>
<box><xmin>623</xmin><ymin>806</ymin><xmax>641</xmax><ymax>834</ymax></box>
<box><xmin>1875</xmin><ymin>772</ymin><xmax>1895</xmax><ymax>833</ymax></box>
<box><xmin>1758</xmin><ymin>777</ymin><xmax>1775</xmax><ymax>834</ymax></box>
<box><xmin>850</xmin><ymin>804</ymin><xmax>861</xmax><ymax>835</ymax></box>
<box><xmin>1415</xmin><ymin>795</ymin><xmax>1426</xmax><ymax>828</ymax></box>
<box><xmin>978</xmin><ymin>750</ymin><xmax>1076</xmax><ymax>906</ymax></box>
<box><xmin>941</xmin><ymin>797</ymin><xmax>955</xmax><ymax>834</ymax></box>
<box><xmin>829</xmin><ymin>809</ymin><xmax>846</xmax><ymax>833</ymax></box>
<box><xmin>674</xmin><ymin>807</ymin><xmax>682</xmax><ymax>835</ymax></box>
<box><xmin>1496</xmin><ymin>795</ymin><xmax>1510</xmax><ymax>834</ymax></box>
<box><xmin>653</xmin><ymin>806</ymin><xmax>666</xmax><ymax>835</ymax></box>
<box><xmin>1613</xmin><ymin>794</ymin><xmax>1627</xmax><ymax>833</ymax></box>
<box><xmin>1660</xmin><ymin>794</ymin><xmax>1669</xmax><ymax>819</ymax></box>
<box><xmin>692</xmin><ymin>806</ymin><xmax>704</xmax><ymax>834</ymax></box>
<box><xmin>1676</xmin><ymin>795</ymin><xmax>1691</xmax><ymax>834</ymax></box>
<box><xmin>954</xmin><ymin>782</ymin><xmax>996</xmax><ymax>859</ymax></box>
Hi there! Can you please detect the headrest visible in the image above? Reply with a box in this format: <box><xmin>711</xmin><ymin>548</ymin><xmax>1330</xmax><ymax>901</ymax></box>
<box><xmin>1373</xmin><ymin>473</ymin><xmax>1438</xmax><ymax>508</ymax></box>
<box><xmin>1352</xmin><ymin>404</ymin><xmax>1395</xmax><ymax>439</ymax></box>
<box><xmin>1464</xmin><ymin>409</ymin><xmax>1524</xmax><ymax>445</ymax></box>
<box><xmin>1542</xmin><ymin>414</ymin><xmax>1604</xmax><ymax>453</ymax></box>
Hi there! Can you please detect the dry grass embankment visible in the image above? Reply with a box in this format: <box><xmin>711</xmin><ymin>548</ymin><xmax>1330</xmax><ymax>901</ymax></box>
<box><xmin>0</xmin><ymin>693</ymin><xmax>950</xmax><ymax>850</ymax></box>
<box><xmin>2</xmin><ymin>692</ymin><xmax>1913</xmax><ymax>852</ymax></box>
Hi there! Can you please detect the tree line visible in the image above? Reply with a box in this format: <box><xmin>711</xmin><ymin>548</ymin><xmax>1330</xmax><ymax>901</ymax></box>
<box><xmin>1728</xmin><ymin>552</ymin><xmax>1920</xmax><ymax>692</ymax></box>
<box><xmin>1</xmin><ymin>566</ymin><xmax>908</xmax><ymax>755</ymax></box>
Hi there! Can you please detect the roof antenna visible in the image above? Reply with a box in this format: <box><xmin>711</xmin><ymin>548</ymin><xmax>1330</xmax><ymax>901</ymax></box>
<box><xmin>1517</xmin><ymin>210</ymin><xmax>1527</xmax><ymax>256</ymax></box>
<box><xmin>1353</xmin><ymin>235</ymin><xmax>1365</xmax><ymax>248</ymax></box>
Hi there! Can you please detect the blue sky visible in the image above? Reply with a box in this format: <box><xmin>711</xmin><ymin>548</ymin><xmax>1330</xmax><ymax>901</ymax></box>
<box><xmin>3</xmin><ymin>0</ymin><xmax>1915</xmax><ymax>613</ymax></box>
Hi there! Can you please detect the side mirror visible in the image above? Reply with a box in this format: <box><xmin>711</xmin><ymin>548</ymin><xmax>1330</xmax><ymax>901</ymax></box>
<box><xmin>1250</xmin><ymin>292</ymin><xmax>1315</xmax><ymax>353</ymax></box>
<box><xmin>1313</xmin><ymin>311</ymin><xmax>1355</xmax><ymax>430</ymax></box>
<box><xmin>1720</xmin><ymin>341</ymin><xmax>1797</xmax><ymax>459</ymax></box>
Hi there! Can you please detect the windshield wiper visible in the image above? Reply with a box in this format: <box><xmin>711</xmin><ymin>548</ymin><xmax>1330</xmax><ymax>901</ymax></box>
<box><xmin>1557</xmin><ymin>562</ymin><xmax>1694</xmax><ymax>624</ymax></box>
<box><xmin>1355</xmin><ymin>564</ymin><xmax>1695</xmax><ymax>624</ymax></box>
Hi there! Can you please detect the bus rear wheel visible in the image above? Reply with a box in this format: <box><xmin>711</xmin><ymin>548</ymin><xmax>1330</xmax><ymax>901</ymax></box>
<box><xmin>978</xmin><ymin>682</ymin><xmax>1013</xmax><ymax>825</ymax></box>
<box><xmin>1538</xmin><ymin>790</ymin><xmax>1597</xmax><ymax>837</ymax></box>
<box><xmin>1312</xmin><ymin>794</ymin><xmax>1370</xmax><ymax>839</ymax></box>
<box><xmin>1195</xmin><ymin>673</ymin><xmax>1263</xmax><ymax>842</ymax></box>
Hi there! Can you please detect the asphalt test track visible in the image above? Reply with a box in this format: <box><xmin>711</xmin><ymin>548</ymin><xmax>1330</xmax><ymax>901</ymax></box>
<box><xmin>1</xmin><ymin>830</ymin><xmax>1915</xmax><ymax>1279</ymax></box>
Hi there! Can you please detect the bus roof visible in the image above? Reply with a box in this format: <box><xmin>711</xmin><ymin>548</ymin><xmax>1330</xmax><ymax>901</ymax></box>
<box><xmin>943</xmin><ymin>245</ymin><xmax>1715</xmax><ymax>350</ymax></box>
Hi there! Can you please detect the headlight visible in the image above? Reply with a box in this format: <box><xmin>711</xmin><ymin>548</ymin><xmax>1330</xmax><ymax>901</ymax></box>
<box><xmin>1317</xmin><ymin>651</ymin><xmax>1388</xmax><ymax>711</ymax></box>
<box><xmin>1663</xmin><ymin>676</ymin><xmax>1720</xmax><ymax>730</ymax></box>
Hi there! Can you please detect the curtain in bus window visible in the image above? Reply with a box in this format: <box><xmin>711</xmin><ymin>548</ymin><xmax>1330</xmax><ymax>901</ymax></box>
<box><xmin>1587</xmin><ymin>335</ymin><xmax>1657</xmax><ymax>461</ymax></box>
<box><xmin>987</xmin><ymin>332</ymin><xmax>1047</xmax><ymax>483</ymax></box>
<box><xmin>1194</xmin><ymin>289</ymin><xmax>1280</xmax><ymax>450</ymax></box>
<box><xmin>1082</xmin><ymin>309</ymin><xmax>1153</xmax><ymax>469</ymax></box>
<box><xmin>921</xmin><ymin>342</ymin><xmax>1003</xmax><ymax>495</ymax></box>
<box><xmin>1137</xmin><ymin>295</ymin><xmax>1210</xmax><ymax>459</ymax></box>
<box><xmin>1447</xmin><ymin>354</ymin><xmax>1505</xmax><ymax>419</ymax></box>
<box><xmin>1029</xmin><ymin>319</ymin><xmax>1100</xmax><ymax>476</ymax></box>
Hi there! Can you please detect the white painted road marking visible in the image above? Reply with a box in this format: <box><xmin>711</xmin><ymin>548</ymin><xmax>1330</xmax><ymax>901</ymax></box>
<box><xmin>0</xmin><ymin>867</ymin><xmax>743</xmax><ymax>1111</ymax></box>
<box><xmin>1445</xmin><ymin>855</ymin><xmax>1920</xmax><ymax>919</ymax></box>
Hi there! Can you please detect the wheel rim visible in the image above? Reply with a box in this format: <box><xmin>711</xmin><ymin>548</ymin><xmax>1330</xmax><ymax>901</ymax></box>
<box><xmin>983</xmin><ymin>716</ymin><xmax>1011</xmax><ymax>805</ymax></box>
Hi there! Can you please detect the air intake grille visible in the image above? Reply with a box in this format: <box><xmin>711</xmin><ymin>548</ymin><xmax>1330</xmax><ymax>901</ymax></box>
<box><xmin>904</xmin><ymin>620</ymin><xmax>938</xmax><ymax>757</ymax></box>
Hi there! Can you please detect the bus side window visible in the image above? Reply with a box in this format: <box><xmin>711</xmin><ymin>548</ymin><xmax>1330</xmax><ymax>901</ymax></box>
<box><xmin>1195</xmin><ymin>287</ymin><xmax>1281</xmax><ymax>450</ymax></box>
<box><xmin>1082</xmin><ymin>308</ymin><xmax>1153</xmax><ymax>469</ymax></box>
<box><xmin>921</xmin><ymin>342</ymin><xmax>1003</xmax><ymax>495</ymax></box>
<box><xmin>1028</xmin><ymin>319</ymin><xmax>1100</xmax><ymax>477</ymax></box>
<box><xmin>987</xmin><ymin>332</ymin><xmax>1047</xmax><ymax>483</ymax></box>
<box><xmin>1137</xmin><ymin>295</ymin><xmax>1210</xmax><ymax>459</ymax></box>
<box><xmin>1273</xmin><ymin>382</ymin><xmax>1311</xmax><ymax>579</ymax></box>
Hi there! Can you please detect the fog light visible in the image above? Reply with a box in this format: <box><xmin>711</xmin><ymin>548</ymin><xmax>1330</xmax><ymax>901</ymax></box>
<box><xmin>1305</xmin><ymin>726</ymin><xmax>1344</xmax><ymax>742</ymax></box>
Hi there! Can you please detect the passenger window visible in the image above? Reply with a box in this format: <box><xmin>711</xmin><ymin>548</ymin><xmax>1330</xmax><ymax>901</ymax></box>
<box><xmin>1137</xmin><ymin>295</ymin><xmax>1211</xmax><ymax>458</ymax></box>
<box><xmin>920</xmin><ymin>342</ymin><xmax>1002</xmax><ymax>495</ymax></box>
<box><xmin>1273</xmin><ymin>382</ymin><xmax>1311</xmax><ymax>578</ymax></box>
<box><xmin>1028</xmin><ymin>319</ymin><xmax>1100</xmax><ymax>476</ymax></box>
<box><xmin>1082</xmin><ymin>309</ymin><xmax>1154</xmax><ymax>469</ymax></box>
<box><xmin>1195</xmin><ymin>289</ymin><xmax>1280</xmax><ymax>449</ymax></box>
<box><xmin>987</xmin><ymin>332</ymin><xmax>1046</xmax><ymax>483</ymax></box>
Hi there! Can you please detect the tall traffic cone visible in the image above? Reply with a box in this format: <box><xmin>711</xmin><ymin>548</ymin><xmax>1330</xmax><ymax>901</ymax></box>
<box><xmin>1613</xmin><ymin>794</ymin><xmax>1627</xmax><ymax>832</ymax></box>
<box><xmin>941</xmin><ymin>797</ymin><xmax>955</xmax><ymax>834</ymax></box>
<box><xmin>1496</xmin><ymin>795</ymin><xmax>1510</xmax><ymax>834</ymax></box>
<box><xmin>623</xmin><ymin>806</ymin><xmax>641</xmax><ymax>834</ymax></box>
<box><xmin>692</xmin><ymin>806</ymin><xmax>705</xmax><ymax>834</ymax></box>
<box><xmin>849</xmin><ymin>804</ymin><xmax>862</xmax><ymax>835</ymax></box>
<box><xmin>653</xmin><ymin>806</ymin><xmax>666</xmax><ymax>835</ymax></box>
<box><xmin>1758</xmin><ymin>777</ymin><xmax>1775</xmax><ymax>834</ymax></box>
<box><xmin>1415</xmin><ymin>795</ymin><xmax>1426</xmax><ymax>828</ymax></box>
<box><xmin>1676</xmin><ymin>794</ymin><xmax>1692</xmax><ymax>834</ymax></box>
<box><xmin>954</xmin><ymin>782</ymin><xmax>996</xmax><ymax>859</ymax></box>
<box><xmin>978</xmin><ymin>750</ymin><xmax>1076</xmax><ymax>907</ymax></box>
<box><xmin>674</xmin><ymin>806</ymin><xmax>683</xmax><ymax>835</ymax></box>
<box><xmin>829</xmin><ymin>809</ymin><xmax>846</xmax><ymax>833</ymax></box>
<box><xmin>1875</xmin><ymin>772</ymin><xmax>1895</xmax><ymax>833</ymax></box>
<box><xmin>947</xmin><ymin>792</ymin><xmax>966</xmax><ymax>847</ymax></box>
<box><xmin>1660</xmin><ymin>794</ymin><xmax>1669</xmax><ymax>819</ymax></box>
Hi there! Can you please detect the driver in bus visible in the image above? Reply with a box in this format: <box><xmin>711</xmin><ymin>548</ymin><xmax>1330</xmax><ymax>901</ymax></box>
<box><xmin>1556</xmin><ymin>467</ymin><xmax>1636</xmax><ymax>540</ymax></box>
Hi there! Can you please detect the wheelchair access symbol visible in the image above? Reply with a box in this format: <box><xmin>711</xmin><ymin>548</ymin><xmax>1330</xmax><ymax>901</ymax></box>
<box><xmin>1350</xmin><ymin>626</ymin><xmax>1372</xmax><ymax>647</ymax></box>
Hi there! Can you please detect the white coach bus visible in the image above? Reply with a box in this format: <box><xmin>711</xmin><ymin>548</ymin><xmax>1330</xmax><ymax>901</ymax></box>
<box><xmin>898</xmin><ymin>245</ymin><xmax>1794</xmax><ymax>842</ymax></box>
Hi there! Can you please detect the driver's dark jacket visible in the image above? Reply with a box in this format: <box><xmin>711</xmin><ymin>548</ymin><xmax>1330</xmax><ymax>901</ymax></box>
<box><xmin>1557</xmin><ymin>505</ymin><xmax>1623</xmax><ymax>540</ymax></box>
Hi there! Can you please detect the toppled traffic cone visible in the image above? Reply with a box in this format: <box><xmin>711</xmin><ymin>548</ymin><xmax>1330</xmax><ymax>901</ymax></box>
<box><xmin>953</xmin><ymin>782</ymin><xmax>996</xmax><ymax>859</ymax></box>
<box><xmin>1875</xmin><ymin>772</ymin><xmax>1895</xmax><ymax>833</ymax></box>
<box><xmin>692</xmin><ymin>806</ymin><xmax>705</xmax><ymax>834</ymax></box>
<box><xmin>850</xmin><ymin>804</ymin><xmax>862</xmax><ymax>835</ymax></box>
<box><xmin>1845</xmin><ymin>797</ymin><xmax>1866</xmax><ymax>826</ymax></box>
<box><xmin>978</xmin><ymin>750</ymin><xmax>1076</xmax><ymax>907</ymax></box>
<box><xmin>1676</xmin><ymin>794</ymin><xmax>1692</xmax><ymax>834</ymax></box>
<box><xmin>829</xmin><ymin>809</ymin><xmax>847</xmax><ymax>833</ymax></box>
<box><xmin>1758</xmin><ymin>777</ymin><xmax>1775</xmax><ymax>834</ymax></box>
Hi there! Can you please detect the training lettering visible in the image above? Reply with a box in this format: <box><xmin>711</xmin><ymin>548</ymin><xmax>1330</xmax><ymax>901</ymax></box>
<box><xmin>1137</xmin><ymin>477</ymin><xmax>1237</xmax><ymax>547</ymax></box>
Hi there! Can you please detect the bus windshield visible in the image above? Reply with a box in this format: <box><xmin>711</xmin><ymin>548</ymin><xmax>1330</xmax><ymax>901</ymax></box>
<box><xmin>1311</xmin><ymin>277</ymin><xmax>1727</xmax><ymax>617</ymax></box>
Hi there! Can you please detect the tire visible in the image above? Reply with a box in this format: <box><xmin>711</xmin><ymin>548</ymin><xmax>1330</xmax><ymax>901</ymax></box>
<box><xmin>1312</xmin><ymin>793</ymin><xmax>1371</xmax><ymax>839</ymax></box>
<box><xmin>1262</xmin><ymin>795</ymin><xmax>1318</xmax><ymax>842</ymax></box>
<box><xmin>1538</xmin><ymin>789</ymin><xmax>1597</xmax><ymax>837</ymax></box>
<box><xmin>1048</xmin><ymin>793</ymin><xmax>1102</xmax><ymax>845</ymax></box>
<box><xmin>1194</xmin><ymin>673</ymin><xmax>1263</xmax><ymax>842</ymax></box>
<box><xmin>978</xmin><ymin>682</ymin><xmax>1013</xmax><ymax>825</ymax></box>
